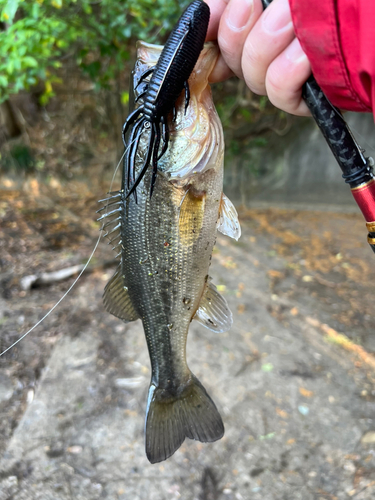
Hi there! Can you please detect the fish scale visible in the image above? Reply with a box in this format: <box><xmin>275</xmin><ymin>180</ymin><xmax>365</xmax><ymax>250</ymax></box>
<box><xmin>123</xmin><ymin>173</ymin><xmax>196</xmax><ymax>382</ymax></box>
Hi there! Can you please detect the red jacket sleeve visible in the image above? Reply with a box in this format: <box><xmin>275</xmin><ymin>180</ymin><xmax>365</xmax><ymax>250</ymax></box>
<box><xmin>289</xmin><ymin>0</ymin><xmax>375</xmax><ymax>117</ymax></box>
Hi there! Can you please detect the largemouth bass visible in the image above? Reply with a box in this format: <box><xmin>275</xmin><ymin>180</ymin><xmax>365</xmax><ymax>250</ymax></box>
<box><xmin>100</xmin><ymin>42</ymin><xmax>241</xmax><ymax>463</ymax></box>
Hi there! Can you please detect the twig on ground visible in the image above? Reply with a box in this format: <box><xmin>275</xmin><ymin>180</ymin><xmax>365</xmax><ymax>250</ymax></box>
<box><xmin>20</xmin><ymin>259</ymin><xmax>117</xmax><ymax>291</ymax></box>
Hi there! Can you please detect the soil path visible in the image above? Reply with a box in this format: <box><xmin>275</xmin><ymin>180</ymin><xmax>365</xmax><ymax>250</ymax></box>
<box><xmin>1</xmin><ymin>184</ymin><xmax>375</xmax><ymax>500</ymax></box>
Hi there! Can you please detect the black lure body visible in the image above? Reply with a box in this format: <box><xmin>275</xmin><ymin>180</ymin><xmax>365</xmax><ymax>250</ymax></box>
<box><xmin>122</xmin><ymin>0</ymin><xmax>210</xmax><ymax>198</ymax></box>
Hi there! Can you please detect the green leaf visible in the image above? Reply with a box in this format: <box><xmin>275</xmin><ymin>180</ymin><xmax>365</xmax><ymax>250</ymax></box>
<box><xmin>51</xmin><ymin>0</ymin><xmax>62</xmax><ymax>8</ymax></box>
<box><xmin>240</xmin><ymin>108</ymin><xmax>252</xmax><ymax>122</ymax></box>
<box><xmin>23</xmin><ymin>56</ymin><xmax>38</xmax><ymax>68</ymax></box>
<box><xmin>31</xmin><ymin>3</ymin><xmax>40</xmax><ymax>19</ymax></box>
<box><xmin>82</xmin><ymin>61</ymin><xmax>101</xmax><ymax>79</ymax></box>
<box><xmin>0</xmin><ymin>75</ymin><xmax>8</xmax><ymax>87</ymax></box>
<box><xmin>7</xmin><ymin>59</ymin><xmax>14</xmax><ymax>75</ymax></box>
<box><xmin>121</xmin><ymin>91</ymin><xmax>129</xmax><ymax>105</ymax></box>
<box><xmin>1</xmin><ymin>0</ymin><xmax>19</xmax><ymax>23</ymax></box>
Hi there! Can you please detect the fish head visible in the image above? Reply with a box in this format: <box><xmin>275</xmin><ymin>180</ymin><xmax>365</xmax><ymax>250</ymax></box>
<box><xmin>134</xmin><ymin>41</ymin><xmax>219</xmax><ymax>99</ymax></box>
<box><xmin>134</xmin><ymin>41</ymin><xmax>223</xmax><ymax>186</ymax></box>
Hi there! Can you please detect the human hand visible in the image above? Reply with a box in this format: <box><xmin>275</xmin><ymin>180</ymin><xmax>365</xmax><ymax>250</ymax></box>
<box><xmin>205</xmin><ymin>0</ymin><xmax>312</xmax><ymax>116</ymax></box>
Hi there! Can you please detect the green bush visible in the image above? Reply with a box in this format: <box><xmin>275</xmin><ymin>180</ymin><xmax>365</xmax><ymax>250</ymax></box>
<box><xmin>0</xmin><ymin>144</ymin><xmax>35</xmax><ymax>171</ymax></box>
<box><xmin>0</xmin><ymin>0</ymin><xmax>190</xmax><ymax>103</ymax></box>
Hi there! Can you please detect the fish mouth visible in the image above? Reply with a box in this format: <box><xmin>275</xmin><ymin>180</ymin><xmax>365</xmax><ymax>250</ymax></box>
<box><xmin>134</xmin><ymin>41</ymin><xmax>223</xmax><ymax>184</ymax></box>
<box><xmin>135</xmin><ymin>40</ymin><xmax>218</xmax><ymax>75</ymax></box>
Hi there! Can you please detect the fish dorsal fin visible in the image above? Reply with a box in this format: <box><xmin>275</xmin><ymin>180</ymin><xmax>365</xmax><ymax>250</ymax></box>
<box><xmin>193</xmin><ymin>279</ymin><xmax>232</xmax><ymax>333</ymax></box>
<box><xmin>217</xmin><ymin>193</ymin><xmax>241</xmax><ymax>241</ymax></box>
<box><xmin>97</xmin><ymin>191</ymin><xmax>123</xmax><ymax>258</ymax></box>
<box><xmin>103</xmin><ymin>269</ymin><xmax>139</xmax><ymax>322</ymax></box>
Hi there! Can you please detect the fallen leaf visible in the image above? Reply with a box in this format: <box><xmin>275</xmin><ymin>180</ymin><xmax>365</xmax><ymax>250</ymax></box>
<box><xmin>267</xmin><ymin>270</ymin><xmax>284</xmax><ymax>278</ymax></box>
<box><xmin>299</xmin><ymin>387</ymin><xmax>314</xmax><ymax>398</ymax></box>
<box><xmin>237</xmin><ymin>304</ymin><xmax>245</xmax><ymax>314</ymax></box>
<box><xmin>361</xmin><ymin>431</ymin><xmax>375</xmax><ymax>444</ymax></box>
<box><xmin>276</xmin><ymin>407</ymin><xmax>289</xmax><ymax>419</ymax></box>
<box><xmin>261</xmin><ymin>363</ymin><xmax>273</xmax><ymax>372</ymax></box>
<box><xmin>67</xmin><ymin>446</ymin><xmax>82</xmax><ymax>454</ymax></box>
<box><xmin>302</xmin><ymin>275</ymin><xmax>314</xmax><ymax>282</ymax></box>
<box><xmin>290</xmin><ymin>307</ymin><xmax>299</xmax><ymax>316</ymax></box>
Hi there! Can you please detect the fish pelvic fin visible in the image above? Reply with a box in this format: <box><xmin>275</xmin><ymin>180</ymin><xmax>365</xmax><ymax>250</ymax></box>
<box><xmin>103</xmin><ymin>269</ymin><xmax>139</xmax><ymax>322</ymax></box>
<box><xmin>145</xmin><ymin>374</ymin><xmax>224</xmax><ymax>464</ymax></box>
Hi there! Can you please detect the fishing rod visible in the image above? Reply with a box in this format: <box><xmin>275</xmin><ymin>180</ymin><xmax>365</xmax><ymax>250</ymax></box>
<box><xmin>261</xmin><ymin>0</ymin><xmax>375</xmax><ymax>253</ymax></box>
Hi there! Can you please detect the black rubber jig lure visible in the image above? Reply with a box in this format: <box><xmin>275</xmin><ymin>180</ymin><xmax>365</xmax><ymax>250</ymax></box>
<box><xmin>122</xmin><ymin>0</ymin><xmax>210</xmax><ymax>199</ymax></box>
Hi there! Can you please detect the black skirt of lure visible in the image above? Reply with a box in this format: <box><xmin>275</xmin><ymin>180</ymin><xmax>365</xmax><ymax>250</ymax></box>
<box><xmin>122</xmin><ymin>0</ymin><xmax>210</xmax><ymax>199</ymax></box>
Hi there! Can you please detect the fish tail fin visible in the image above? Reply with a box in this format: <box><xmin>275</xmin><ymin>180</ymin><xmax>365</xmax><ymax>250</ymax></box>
<box><xmin>145</xmin><ymin>374</ymin><xmax>224</xmax><ymax>464</ymax></box>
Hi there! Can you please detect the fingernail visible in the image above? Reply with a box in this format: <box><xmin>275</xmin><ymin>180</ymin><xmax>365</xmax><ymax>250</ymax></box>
<box><xmin>285</xmin><ymin>38</ymin><xmax>308</xmax><ymax>63</ymax></box>
<box><xmin>262</xmin><ymin>0</ymin><xmax>293</xmax><ymax>34</ymax></box>
<box><xmin>226</xmin><ymin>0</ymin><xmax>254</xmax><ymax>32</ymax></box>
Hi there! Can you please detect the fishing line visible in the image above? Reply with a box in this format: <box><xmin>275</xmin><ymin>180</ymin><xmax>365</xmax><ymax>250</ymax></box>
<box><xmin>328</xmin><ymin>104</ymin><xmax>375</xmax><ymax>153</ymax></box>
<box><xmin>343</xmin><ymin>124</ymin><xmax>375</xmax><ymax>155</ymax></box>
<box><xmin>0</xmin><ymin>229</ymin><xmax>102</xmax><ymax>357</ymax></box>
<box><xmin>149</xmin><ymin>21</ymin><xmax>167</xmax><ymax>44</ymax></box>
<box><xmin>0</xmin><ymin>144</ymin><xmax>130</xmax><ymax>357</ymax></box>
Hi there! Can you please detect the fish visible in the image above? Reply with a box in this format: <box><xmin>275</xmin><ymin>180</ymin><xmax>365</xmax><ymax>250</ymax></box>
<box><xmin>99</xmin><ymin>41</ymin><xmax>241</xmax><ymax>464</ymax></box>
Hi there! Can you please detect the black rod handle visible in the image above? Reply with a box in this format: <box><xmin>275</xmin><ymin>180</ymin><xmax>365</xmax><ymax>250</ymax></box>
<box><xmin>301</xmin><ymin>76</ymin><xmax>371</xmax><ymax>186</ymax></box>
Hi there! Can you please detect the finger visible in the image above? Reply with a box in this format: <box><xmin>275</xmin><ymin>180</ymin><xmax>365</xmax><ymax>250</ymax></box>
<box><xmin>205</xmin><ymin>0</ymin><xmax>229</xmax><ymax>41</ymax></box>
<box><xmin>266</xmin><ymin>37</ymin><xmax>311</xmax><ymax>116</ymax></box>
<box><xmin>205</xmin><ymin>0</ymin><xmax>237</xmax><ymax>83</ymax></box>
<box><xmin>208</xmin><ymin>53</ymin><xmax>234</xmax><ymax>83</ymax></box>
<box><xmin>217</xmin><ymin>0</ymin><xmax>264</xmax><ymax>79</ymax></box>
<box><xmin>242</xmin><ymin>0</ymin><xmax>294</xmax><ymax>95</ymax></box>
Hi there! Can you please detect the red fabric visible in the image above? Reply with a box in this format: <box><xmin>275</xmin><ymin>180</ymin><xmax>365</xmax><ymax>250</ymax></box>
<box><xmin>289</xmin><ymin>0</ymin><xmax>375</xmax><ymax>118</ymax></box>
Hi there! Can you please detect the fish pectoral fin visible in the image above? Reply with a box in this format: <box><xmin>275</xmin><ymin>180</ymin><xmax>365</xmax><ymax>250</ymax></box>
<box><xmin>217</xmin><ymin>193</ymin><xmax>241</xmax><ymax>241</ymax></box>
<box><xmin>193</xmin><ymin>278</ymin><xmax>233</xmax><ymax>333</ymax></box>
<box><xmin>145</xmin><ymin>374</ymin><xmax>224</xmax><ymax>464</ymax></box>
<box><xmin>103</xmin><ymin>269</ymin><xmax>139</xmax><ymax>322</ymax></box>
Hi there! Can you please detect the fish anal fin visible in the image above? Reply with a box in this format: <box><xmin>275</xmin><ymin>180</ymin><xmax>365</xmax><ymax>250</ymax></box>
<box><xmin>217</xmin><ymin>193</ymin><xmax>241</xmax><ymax>241</ymax></box>
<box><xmin>193</xmin><ymin>279</ymin><xmax>232</xmax><ymax>333</ymax></box>
<box><xmin>103</xmin><ymin>270</ymin><xmax>139</xmax><ymax>322</ymax></box>
<box><xmin>145</xmin><ymin>374</ymin><xmax>224</xmax><ymax>464</ymax></box>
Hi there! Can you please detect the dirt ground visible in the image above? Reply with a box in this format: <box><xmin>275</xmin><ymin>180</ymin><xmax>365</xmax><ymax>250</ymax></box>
<box><xmin>1</xmin><ymin>176</ymin><xmax>375</xmax><ymax>499</ymax></box>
